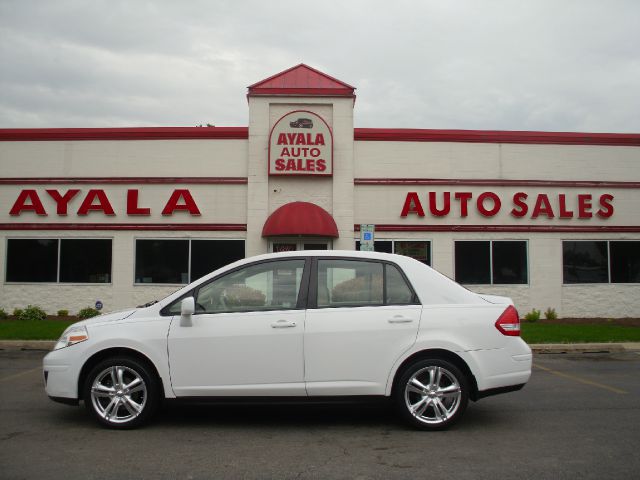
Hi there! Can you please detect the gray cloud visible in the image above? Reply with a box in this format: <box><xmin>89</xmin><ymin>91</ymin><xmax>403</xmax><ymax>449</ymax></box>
<box><xmin>1</xmin><ymin>0</ymin><xmax>638</xmax><ymax>132</ymax></box>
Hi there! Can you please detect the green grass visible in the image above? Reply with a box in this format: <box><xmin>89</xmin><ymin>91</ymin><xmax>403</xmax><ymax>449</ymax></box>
<box><xmin>521</xmin><ymin>323</ymin><xmax>640</xmax><ymax>344</ymax></box>
<box><xmin>1</xmin><ymin>319</ymin><xmax>639</xmax><ymax>344</ymax></box>
<box><xmin>0</xmin><ymin>320</ymin><xmax>76</xmax><ymax>340</ymax></box>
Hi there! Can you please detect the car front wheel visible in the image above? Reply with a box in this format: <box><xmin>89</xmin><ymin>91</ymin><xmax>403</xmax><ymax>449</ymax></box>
<box><xmin>83</xmin><ymin>356</ymin><xmax>159</xmax><ymax>429</ymax></box>
<box><xmin>395</xmin><ymin>358</ymin><xmax>469</xmax><ymax>430</ymax></box>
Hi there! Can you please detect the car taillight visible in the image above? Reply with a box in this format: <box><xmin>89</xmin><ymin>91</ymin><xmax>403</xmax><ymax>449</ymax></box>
<box><xmin>495</xmin><ymin>305</ymin><xmax>520</xmax><ymax>336</ymax></box>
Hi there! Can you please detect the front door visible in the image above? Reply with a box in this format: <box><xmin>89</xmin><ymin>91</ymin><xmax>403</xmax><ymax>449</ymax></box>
<box><xmin>168</xmin><ymin>258</ymin><xmax>309</xmax><ymax>396</ymax></box>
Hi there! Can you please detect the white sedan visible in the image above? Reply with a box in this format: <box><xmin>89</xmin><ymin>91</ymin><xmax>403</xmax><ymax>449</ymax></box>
<box><xmin>43</xmin><ymin>250</ymin><xmax>532</xmax><ymax>430</ymax></box>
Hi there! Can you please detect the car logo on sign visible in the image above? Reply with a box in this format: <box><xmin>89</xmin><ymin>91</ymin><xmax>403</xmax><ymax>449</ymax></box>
<box><xmin>289</xmin><ymin>118</ymin><xmax>313</xmax><ymax>129</ymax></box>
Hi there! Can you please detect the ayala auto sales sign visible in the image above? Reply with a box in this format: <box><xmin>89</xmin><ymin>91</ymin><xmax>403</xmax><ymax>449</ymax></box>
<box><xmin>269</xmin><ymin>110</ymin><xmax>333</xmax><ymax>176</ymax></box>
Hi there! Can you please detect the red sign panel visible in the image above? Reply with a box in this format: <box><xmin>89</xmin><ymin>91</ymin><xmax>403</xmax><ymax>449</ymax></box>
<box><xmin>268</xmin><ymin>110</ymin><xmax>333</xmax><ymax>176</ymax></box>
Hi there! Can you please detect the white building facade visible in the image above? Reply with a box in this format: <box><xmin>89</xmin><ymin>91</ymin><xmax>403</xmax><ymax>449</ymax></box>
<box><xmin>1</xmin><ymin>65</ymin><xmax>639</xmax><ymax>317</ymax></box>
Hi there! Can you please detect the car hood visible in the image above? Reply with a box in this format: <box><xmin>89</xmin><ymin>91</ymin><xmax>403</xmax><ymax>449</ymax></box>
<box><xmin>72</xmin><ymin>308</ymin><xmax>138</xmax><ymax>328</ymax></box>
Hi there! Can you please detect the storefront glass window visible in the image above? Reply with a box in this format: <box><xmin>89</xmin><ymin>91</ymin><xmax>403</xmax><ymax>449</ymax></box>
<box><xmin>6</xmin><ymin>239</ymin><xmax>58</xmax><ymax>282</ymax></box>
<box><xmin>60</xmin><ymin>239</ymin><xmax>112</xmax><ymax>283</ymax></box>
<box><xmin>493</xmin><ymin>241</ymin><xmax>528</xmax><ymax>284</ymax></box>
<box><xmin>6</xmin><ymin>238</ymin><xmax>112</xmax><ymax>283</ymax></box>
<box><xmin>135</xmin><ymin>239</ymin><xmax>245</xmax><ymax>284</ymax></box>
<box><xmin>395</xmin><ymin>241</ymin><xmax>431</xmax><ymax>266</ymax></box>
<box><xmin>610</xmin><ymin>241</ymin><xmax>640</xmax><ymax>283</ymax></box>
<box><xmin>135</xmin><ymin>240</ymin><xmax>189</xmax><ymax>284</ymax></box>
<box><xmin>455</xmin><ymin>241</ymin><xmax>491</xmax><ymax>284</ymax></box>
<box><xmin>455</xmin><ymin>240</ymin><xmax>528</xmax><ymax>285</ymax></box>
<box><xmin>355</xmin><ymin>240</ymin><xmax>430</xmax><ymax>265</ymax></box>
<box><xmin>563</xmin><ymin>241</ymin><xmax>609</xmax><ymax>284</ymax></box>
<box><xmin>563</xmin><ymin>240</ymin><xmax>640</xmax><ymax>284</ymax></box>
<box><xmin>191</xmin><ymin>240</ymin><xmax>245</xmax><ymax>281</ymax></box>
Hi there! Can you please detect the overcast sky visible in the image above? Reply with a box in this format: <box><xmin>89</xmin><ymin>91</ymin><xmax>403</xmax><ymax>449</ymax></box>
<box><xmin>1</xmin><ymin>0</ymin><xmax>639</xmax><ymax>132</ymax></box>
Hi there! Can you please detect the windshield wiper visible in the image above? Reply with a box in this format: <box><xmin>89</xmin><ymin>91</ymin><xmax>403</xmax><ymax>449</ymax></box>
<box><xmin>137</xmin><ymin>300</ymin><xmax>158</xmax><ymax>308</ymax></box>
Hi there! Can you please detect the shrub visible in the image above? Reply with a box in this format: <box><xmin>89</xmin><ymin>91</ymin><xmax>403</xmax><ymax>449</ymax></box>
<box><xmin>57</xmin><ymin>309</ymin><xmax>69</xmax><ymax>317</ymax></box>
<box><xmin>524</xmin><ymin>308</ymin><xmax>541</xmax><ymax>323</ymax></box>
<box><xmin>18</xmin><ymin>305</ymin><xmax>47</xmax><ymax>321</ymax></box>
<box><xmin>78</xmin><ymin>307</ymin><xmax>101</xmax><ymax>320</ymax></box>
<box><xmin>544</xmin><ymin>307</ymin><xmax>558</xmax><ymax>321</ymax></box>
<box><xmin>12</xmin><ymin>308</ymin><xmax>24</xmax><ymax>317</ymax></box>
<box><xmin>0</xmin><ymin>308</ymin><xmax>8</xmax><ymax>320</ymax></box>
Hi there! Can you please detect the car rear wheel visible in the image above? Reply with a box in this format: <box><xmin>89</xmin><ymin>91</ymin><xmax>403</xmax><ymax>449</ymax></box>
<box><xmin>83</xmin><ymin>356</ymin><xmax>160</xmax><ymax>429</ymax></box>
<box><xmin>395</xmin><ymin>358</ymin><xmax>469</xmax><ymax>430</ymax></box>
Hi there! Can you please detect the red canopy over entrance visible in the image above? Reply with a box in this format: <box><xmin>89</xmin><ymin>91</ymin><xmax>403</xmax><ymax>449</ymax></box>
<box><xmin>262</xmin><ymin>202</ymin><xmax>339</xmax><ymax>237</ymax></box>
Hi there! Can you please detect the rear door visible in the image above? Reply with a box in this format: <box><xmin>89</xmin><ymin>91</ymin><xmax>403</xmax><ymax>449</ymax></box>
<box><xmin>304</xmin><ymin>258</ymin><xmax>421</xmax><ymax>396</ymax></box>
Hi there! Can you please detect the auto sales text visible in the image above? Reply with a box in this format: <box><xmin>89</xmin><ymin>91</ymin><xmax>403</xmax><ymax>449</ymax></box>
<box><xmin>400</xmin><ymin>191</ymin><xmax>614</xmax><ymax>218</ymax></box>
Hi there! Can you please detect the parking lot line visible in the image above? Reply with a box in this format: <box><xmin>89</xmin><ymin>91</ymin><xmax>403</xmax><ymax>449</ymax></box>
<box><xmin>0</xmin><ymin>367</ymin><xmax>41</xmax><ymax>383</ymax></box>
<box><xmin>533</xmin><ymin>363</ymin><xmax>628</xmax><ymax>395</ymax></box>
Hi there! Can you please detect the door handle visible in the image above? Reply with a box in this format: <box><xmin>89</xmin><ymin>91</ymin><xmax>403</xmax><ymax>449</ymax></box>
<box><xmin>271</xmin><ymin>320</ymin><xmax>297</xmax><ymax>328</ymax></box>
<box><xmin>387</xmin><ymin>316</ymin><xmax>414</xmax><ymax>324</ymax></box>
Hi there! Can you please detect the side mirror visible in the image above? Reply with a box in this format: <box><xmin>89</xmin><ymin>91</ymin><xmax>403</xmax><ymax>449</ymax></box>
<box><xmin>180</xmin><ymin>297</ymin><xmax>195</xmax><ymax>327</ymax></box>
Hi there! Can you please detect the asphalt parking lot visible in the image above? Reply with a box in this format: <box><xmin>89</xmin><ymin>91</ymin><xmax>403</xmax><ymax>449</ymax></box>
<box><xmin>1</xmin><ymin>349</ymin><xmax>639</xmax><ymax>480</ymax></box>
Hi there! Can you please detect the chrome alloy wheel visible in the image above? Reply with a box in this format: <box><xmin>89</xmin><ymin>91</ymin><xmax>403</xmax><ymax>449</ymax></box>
<box><xmin>90</xmin><ymin>365</ymin><xmax>147</xmax><ymax>424</ymax></box>
<box><xmin>404</xmin><ymin>365</ymin><xmax>462</xmax><ymax>426</ymax></box>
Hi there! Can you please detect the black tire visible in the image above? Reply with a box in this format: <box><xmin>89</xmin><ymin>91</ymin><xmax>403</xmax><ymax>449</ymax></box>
<box><xmin>83</xmin><ymin>356</ymin><xmax>160</xmax><ymax>429</ymax></box>
<box><xmin>394</xmin><ymin>358</ymin><xmax>469</xmax><ymax>430</ymax></box>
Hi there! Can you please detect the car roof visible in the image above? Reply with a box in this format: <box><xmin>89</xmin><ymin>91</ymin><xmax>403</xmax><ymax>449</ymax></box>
<box><xmin>239</xmin><ymin>249</ymin><xmax>411</xmax><ymax>262</ymax></box>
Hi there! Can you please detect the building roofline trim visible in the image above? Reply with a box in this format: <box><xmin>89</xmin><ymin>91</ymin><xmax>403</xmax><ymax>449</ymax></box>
<box><xmin>0</xmin><ymin>177</ymin><xmax>248</xmax><ymax>185</ymax></box>
<box><xmin>0</xmin><ymin>127</ymin><xmax>249</xmax><ymax>142</ymax></box>
<box><xmin>354</xmin><ymin>224</ymin><xmax>640</xmax><ymax>233</ymax></box>
<box><xmin>0</xmin><ymin>223</ymin><xmax>247</xmax><ymax>231</ymax></box>
<box><xmin>1</xmin><ymin>127</ymin><xmax>638</xmax><ymax>146</ymax></box>
<box><xmin>354</xmin><ymin>178</ymin><xmax>640</xmax><ymax>188</ymax></box>
<box><xmin>354</xmin><ymin>128</ymin><xmax>640</xmax><ymax>146</ymax></box>
<box><xmin>248</xmin><ymin>88</ymin><xmax>355</xmax><ymax>97</ymax></box>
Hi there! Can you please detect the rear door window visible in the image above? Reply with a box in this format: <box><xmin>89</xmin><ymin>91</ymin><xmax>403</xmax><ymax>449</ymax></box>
<box><xmin>316</xmin><ymin>259</ymin><xmax>417</xmax><ymax>308</ymax></box>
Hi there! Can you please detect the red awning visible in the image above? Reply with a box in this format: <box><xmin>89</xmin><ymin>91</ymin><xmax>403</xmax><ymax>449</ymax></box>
<box><xmin>262</xmin><ymin>202</ymin><xmax>339</xmax><ymax>237</ymax></box>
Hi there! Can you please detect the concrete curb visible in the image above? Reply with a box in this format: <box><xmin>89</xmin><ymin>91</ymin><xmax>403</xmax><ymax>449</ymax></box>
<box><xmin>0</xmin><ymin>340</ymin><xmax>56</xmax><ymax>351</ymax></box>
<box><xmin>1</xmin><ymin>340</ymin><xmax>639</xmax><ymax>354</ymax></box>
<box><xmin>529</xmin><ymin>343</ymin><xmax>640</xmax><ymax>354</ymax></box>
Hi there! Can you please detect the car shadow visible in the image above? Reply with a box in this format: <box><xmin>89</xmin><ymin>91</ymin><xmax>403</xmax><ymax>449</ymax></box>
<box><xmin>155</xmin><ymin>402</ymin><xmax>400</xmax><ymax>429</ymax></box>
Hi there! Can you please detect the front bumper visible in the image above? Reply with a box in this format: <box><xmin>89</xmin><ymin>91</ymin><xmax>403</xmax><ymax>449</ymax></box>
<box><xmin>43</xmin><ymin>346</ymin><xmax>84</xmax><ymax>401</ymax></box>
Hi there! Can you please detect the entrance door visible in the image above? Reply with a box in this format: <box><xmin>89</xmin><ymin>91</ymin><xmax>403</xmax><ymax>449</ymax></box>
<box><xmin>271</xmin><ymin>239</ymin><xmax>331</xmax><ymax>253</ymax></box>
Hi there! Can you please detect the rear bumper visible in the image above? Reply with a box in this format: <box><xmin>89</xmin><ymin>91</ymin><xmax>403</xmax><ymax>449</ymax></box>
<box><xmin>463</xmin><ymin>340</ymin><xmax>533</xmax><ymax>392</ymax></box>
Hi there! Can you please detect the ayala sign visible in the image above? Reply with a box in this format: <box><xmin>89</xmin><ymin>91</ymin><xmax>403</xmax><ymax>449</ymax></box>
<box><xmin>9</xmin><ymin>189</ymin><xmax>201</xmax><ymax>216</ymax></box>
<box><xmin>269</xmin><ymin>110</ymin><xmax>332</xmax><ymax>176</ymax></box>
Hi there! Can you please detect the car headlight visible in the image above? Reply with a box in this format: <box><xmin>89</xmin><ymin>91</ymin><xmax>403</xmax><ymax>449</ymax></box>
<box><xmin>54</xmin><ymin>325</ymin><xmax>90</xmax><ymax>350</ymax></box>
